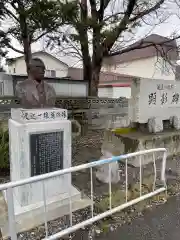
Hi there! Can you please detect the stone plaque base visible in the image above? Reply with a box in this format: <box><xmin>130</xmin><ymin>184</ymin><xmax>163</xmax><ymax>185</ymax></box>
<box><xmin>103</xmin><ymin>129</ymin><xmax>180</xmax><ymax>167</ymax></box>
<box><xmin>1</xmin><ymin>186</ymin><xmax>92</xmax><ymax>238</ymax></box>
<box><xmin>8</xmin><ymin>119</ymin><xmax>72</xmax><ymax>206</ymax></box>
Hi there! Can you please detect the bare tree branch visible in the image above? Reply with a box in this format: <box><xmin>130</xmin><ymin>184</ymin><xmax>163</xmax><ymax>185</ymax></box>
<box><xmin>130</xmin><ymin>0</ymin><xmax>165</xmax><ymax>22</ymax></box>
<box><xmin>99</xmin><ymin>0</ymin><xmax>111</xmax><ymax>21</ymax></box>
<box><xmin>6</xmin><ymin>42</ymin><xmax>24</xmax><ymax>54</ymax></box>
<box><xmin>103</xmin><ymin>0</ymin><xmax>166</xmax><ymax>55</ymax></box>
<box><xmin>103</xmin><ymin>11</ymin><xmax>124</xmax><ymax>22</ymax></box>
<box><xmin>102</xmin><ymin>0</ymin><xmax>137</xmax><ymax>54</ymax></box>
<box><xmin>109</xmin><ymin>35</ymin><xmax>180</xmax><ymax>57</ymax></box>
<box><xmin>33</xmin><ymin>31</ymin><xmax>49</xmax><ymax>43</ymax></box>
<box><xmin>3</xmin><ymin>7</ymin><xmax>19</xmax><ymax>22</ymax></box>
<box><xmin>46</xmin><ymin>0</ymin><xmax>180</xmax><ymax>95</ymax></box>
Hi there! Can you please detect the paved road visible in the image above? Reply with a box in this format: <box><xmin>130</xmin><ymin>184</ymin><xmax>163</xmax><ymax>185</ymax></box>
<box><xmin>74</xmin><ymin>195</ymin><xmax>180</xmax><ymax>240</ymax></box>
<box><xmin>97</xmin><ymin>195</ymin><xmax>180</xmax><ymax>240</ymax></box>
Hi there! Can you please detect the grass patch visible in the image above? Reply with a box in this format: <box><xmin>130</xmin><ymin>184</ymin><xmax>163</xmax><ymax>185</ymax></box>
<box><xmin>112</xmin><ymin>128</ymin><xmax>137</xmax><ymax>134</ymax></box>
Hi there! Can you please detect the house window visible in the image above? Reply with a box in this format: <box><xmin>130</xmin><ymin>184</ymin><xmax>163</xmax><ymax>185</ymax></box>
<box><xmin>45</xmin><ymin>70</ymin><xmax>56</xmax><ymax>77</ymax></box>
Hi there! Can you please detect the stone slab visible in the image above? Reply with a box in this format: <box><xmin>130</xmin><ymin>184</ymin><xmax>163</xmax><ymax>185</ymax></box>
<box><xmin>1</xmin><ymin>186</ymin><xmax>92</xmax><ymax>238</ymax></box>
<box><xmin>9</xmin><ymin>119</ymin><xmax>72</xmax><ymax>206</ymax></box>
<box><xmin>108</xmin><ymin>130</ymin><xmax>180</xmax><ymax>167</ymax></box>
<box><xmin>129</xmin><ymin>78</ymin><xmax>180</xmax><ymax>124</ymax></box>
<box><xmin>4</xmin><ymin>108</ymin><xmax>92</xmax><ymax>239</ymax></box>
<box><xmin>11</xmin><ymin>108</ymin><xmax>67</xmax><ymax>123</ymax></box>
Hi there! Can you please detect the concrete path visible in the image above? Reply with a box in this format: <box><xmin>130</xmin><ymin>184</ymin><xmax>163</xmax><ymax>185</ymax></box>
<box><xmin>73</xmin><ymin>154</ymin><xmax>180</xmax><ymax>240</ymax></box>
<box><xmin>97</xmin><ymin>195</ymin><xmax>180</xmax><ymax>240</ymax></box>
<box><xmin>73</xmin><ymin>195</ymin><xmax>180</xmax><ymax>240</ymax></box>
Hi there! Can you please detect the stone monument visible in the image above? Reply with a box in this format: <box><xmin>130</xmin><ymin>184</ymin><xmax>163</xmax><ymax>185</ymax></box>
<box><xmin>15</xmin><ymin>58</ymin><xmax>56</xmax><ymax>109</ymax></box>
<box><xmin>1</xmin><ymin>108</ymin><xmax>91</xmax><ymax>237</ymax></box>
<box><xmin>129</xmin><ymin>78</ymin><xmax>180</xmax><ymax>133</ymax></box>
<box><xmin>104</xmin><ymin>78</ymin><xmax>180</xmax><ymax>167</ymax></box>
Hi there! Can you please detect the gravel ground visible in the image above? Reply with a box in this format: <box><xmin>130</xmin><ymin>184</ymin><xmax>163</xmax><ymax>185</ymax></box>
<box><xmin>1</xmin><ymin>129</ymin><xmax>180</xmax><ymax>240</ymax></box>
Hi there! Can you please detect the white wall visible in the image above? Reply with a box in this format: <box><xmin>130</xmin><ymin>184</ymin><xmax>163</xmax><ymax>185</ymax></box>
<box><xmin>3</xmin><ymin>79</ymin><xmax>14</xmax><ymax>95</ymax></box>
<box><xmin>8</xmin><ymin>52</ymin><xmax>68</xmax><ymax>78</ymax></box>
<box><xmin>103</xmin><ymin>56</ymin><xmax>175</xmax><ymax>80</ymax></box>
<box><xmin>0</xmin><ymin>73</ymin><xmax>87</xmax><ymax>97</ymax></box>
<box><xmin>0</xmin><ymin>73</ymin><xmax>14</xmax><ymax>96</ymax></box>
<box><xmin>98</xmin><ymin>86</ymin><xmax>131</xmax><ymax>98</ymax></box>
<box><xmin>47</xmin><ymin>82</ymin><xmax>87</xmax><ymax>97</ymax></box>
<box><xmin>112</xmin><ymin>87</ymin><xmax>131</xmax><ymax>98</ymax></box>
<box><xmin>98</xmin><ymin>87</ymin><xmax>113</xmax><ymax>98</ymax></box>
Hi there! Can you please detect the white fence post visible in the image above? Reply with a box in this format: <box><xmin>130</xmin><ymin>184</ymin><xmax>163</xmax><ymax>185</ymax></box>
<box><xmin>6</xmin><ymin>187</ymin><xmax>17</xmax><ymax>240</ymax></box>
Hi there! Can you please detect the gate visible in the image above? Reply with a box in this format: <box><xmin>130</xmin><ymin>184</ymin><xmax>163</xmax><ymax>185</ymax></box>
<box><xmin>0</xmin><ymin>148</ymin><xmax>167</xmax><ymax>240</ymax></box>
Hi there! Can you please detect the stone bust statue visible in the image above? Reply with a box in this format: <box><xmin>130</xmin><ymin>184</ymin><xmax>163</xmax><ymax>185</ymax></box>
<box><xmin>15</xmin><ymin>58</ymin><xmax>56</xmax><ymax>108</ymax></box>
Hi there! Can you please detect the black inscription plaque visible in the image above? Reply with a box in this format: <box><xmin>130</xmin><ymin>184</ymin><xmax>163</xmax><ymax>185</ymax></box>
<box><xmin>30</xmin><ymin>131</ymin><xmax>64</xmax><ymax>176</ymax></box>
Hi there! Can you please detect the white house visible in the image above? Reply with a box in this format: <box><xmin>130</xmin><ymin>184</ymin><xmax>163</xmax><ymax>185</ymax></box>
<box><xmin>98</xmin><ymin>73</ymin><xmax>133</xmax><ymax>99</ymax></box>
<box><xmin>68</xmin><ymin>67</ymin><xmax>133</xmax><ymax>98</ymax></box>
<box><xmin>103</xmin><ymin>34</ymin><xmax>178</xmax><ymax>80</ymax></box>
<box><xmin>100</xmin><ymin>34</ymin><xmax>179</xmax><ymax>98</ymax></box>
<box><xmin>7</xmin><ymin>51</ymin><xmax>69</xmax><ymax>78</ymax></box>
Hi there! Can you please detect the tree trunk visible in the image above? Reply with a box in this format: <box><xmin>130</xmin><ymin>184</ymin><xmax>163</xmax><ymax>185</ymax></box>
<box><xmin>83</xmin><ymin>63</ymin><xmax>92</xmax><ymax>96</ymax></box>
<box><xmin>89</xmin><ymin>66</ymin><xmax>101</xmax><ymax>96</ymax></box>
<box><xmin>18</xmin><ymin>2</ymin><xmax>32</xmax><ymax>76</ymax></box>
<box><xmin>22</xmin><ymin>36</ymin><xmax>32</xmax><ymax>76</ymax></box>
<box><xmin>90</xmin><ymin>25</ymin><xmax>102</xmax><ymax>96</ymax></box>
<box><xmin>80</xmin><ymin>34</ymin><xmax>102</xmax><ymax>96</ymax></box>
<box><xmin>83</xmin><ymin>63</ymin><xmax>101</xmax><ymax>96</ymax></box>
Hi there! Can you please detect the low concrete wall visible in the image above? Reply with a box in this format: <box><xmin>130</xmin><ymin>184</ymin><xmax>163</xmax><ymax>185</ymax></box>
<box><xmin>0</xmin><ymin>97</ymin><xmax>129</xmax><ymax>130</ymax></box>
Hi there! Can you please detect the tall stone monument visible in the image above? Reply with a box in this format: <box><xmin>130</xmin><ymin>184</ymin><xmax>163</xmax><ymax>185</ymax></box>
<box><xmin>129</xmin><ymin>78</ymin><xmax>180</xmax><ymax>133</ymax></box>
<box><xmin>107</xmin><ymin>78</ymin><xmax>180</xmax><ymax>167</ymax></box>
<box><xmin>1</xmin><ymin>108</ymin><xmax>91</xmax><ymax>237</ymax></box>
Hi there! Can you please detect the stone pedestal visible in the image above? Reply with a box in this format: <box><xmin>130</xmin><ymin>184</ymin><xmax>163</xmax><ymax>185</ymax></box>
<box><xmin>1</xmin><ymin>108</ymin><xmax>91</xmax><ymax>237</ymax></box>
<box><xmin>103</xmin><ymin>129</ymin><xmax>180</xmax><ymax>167</ymax></box>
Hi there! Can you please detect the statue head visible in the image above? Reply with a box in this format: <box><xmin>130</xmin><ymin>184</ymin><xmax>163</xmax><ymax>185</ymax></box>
<box><xmin>29</xmin><ymin>58</ymin><xmax>45</xmax><ymax>82</ymax></box>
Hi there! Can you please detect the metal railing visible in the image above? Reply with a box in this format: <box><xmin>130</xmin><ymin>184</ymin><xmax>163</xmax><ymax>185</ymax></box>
<box><xmin>0</xmin><ymin>148</ymin><xmax>167</xmax><ymax>240</ymax></box>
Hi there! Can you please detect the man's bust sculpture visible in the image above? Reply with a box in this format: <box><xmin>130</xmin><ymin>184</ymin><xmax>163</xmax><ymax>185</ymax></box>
<box><xmin>15</xmin><ymin>58</ymin><xmax>56</xmax><ymax>108</ymax></box>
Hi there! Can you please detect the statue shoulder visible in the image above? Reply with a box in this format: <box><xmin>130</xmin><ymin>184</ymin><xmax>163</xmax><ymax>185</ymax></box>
<box><xmin>45</xmin><ymin>82</ymin><xmax>56</xmax><ymax>94</ymax></box>
<box><xmin>16</xmin><ymin>79</ymin><xmax>29</xmax><ymax>89</ymax></box>
<box><xmin>15</xmin><ymin>79</ymin><xmax>29</xmax><ymax>96</ymax></box>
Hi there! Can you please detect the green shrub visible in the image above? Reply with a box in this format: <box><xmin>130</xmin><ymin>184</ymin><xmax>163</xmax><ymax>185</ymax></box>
<box><xmin>0</xmin><ymin>129</ymin><xmax>9</xmax><ymax>169</ymax></box>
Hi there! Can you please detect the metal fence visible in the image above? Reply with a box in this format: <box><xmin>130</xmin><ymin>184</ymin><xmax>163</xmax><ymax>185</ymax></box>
<box><xmin>0</xmin><ymin>96</ymin><xmax>129</xmax><ymax>130</ymax></box>
<box><xmin>0</xmin><ymin>96</ymin><xmax>128</xmax><ymax>110</ymax></box>
<box><xmin>0</xmin><ymin>148</ymin><xmax>167</xmax><ymax>240</ymax></box>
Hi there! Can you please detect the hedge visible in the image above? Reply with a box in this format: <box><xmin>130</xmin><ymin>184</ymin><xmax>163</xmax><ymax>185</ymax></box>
<box><xmin>0</xmin><ymin>129</ymin><xmax>9</xmax><ymax>169</ymax></box>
